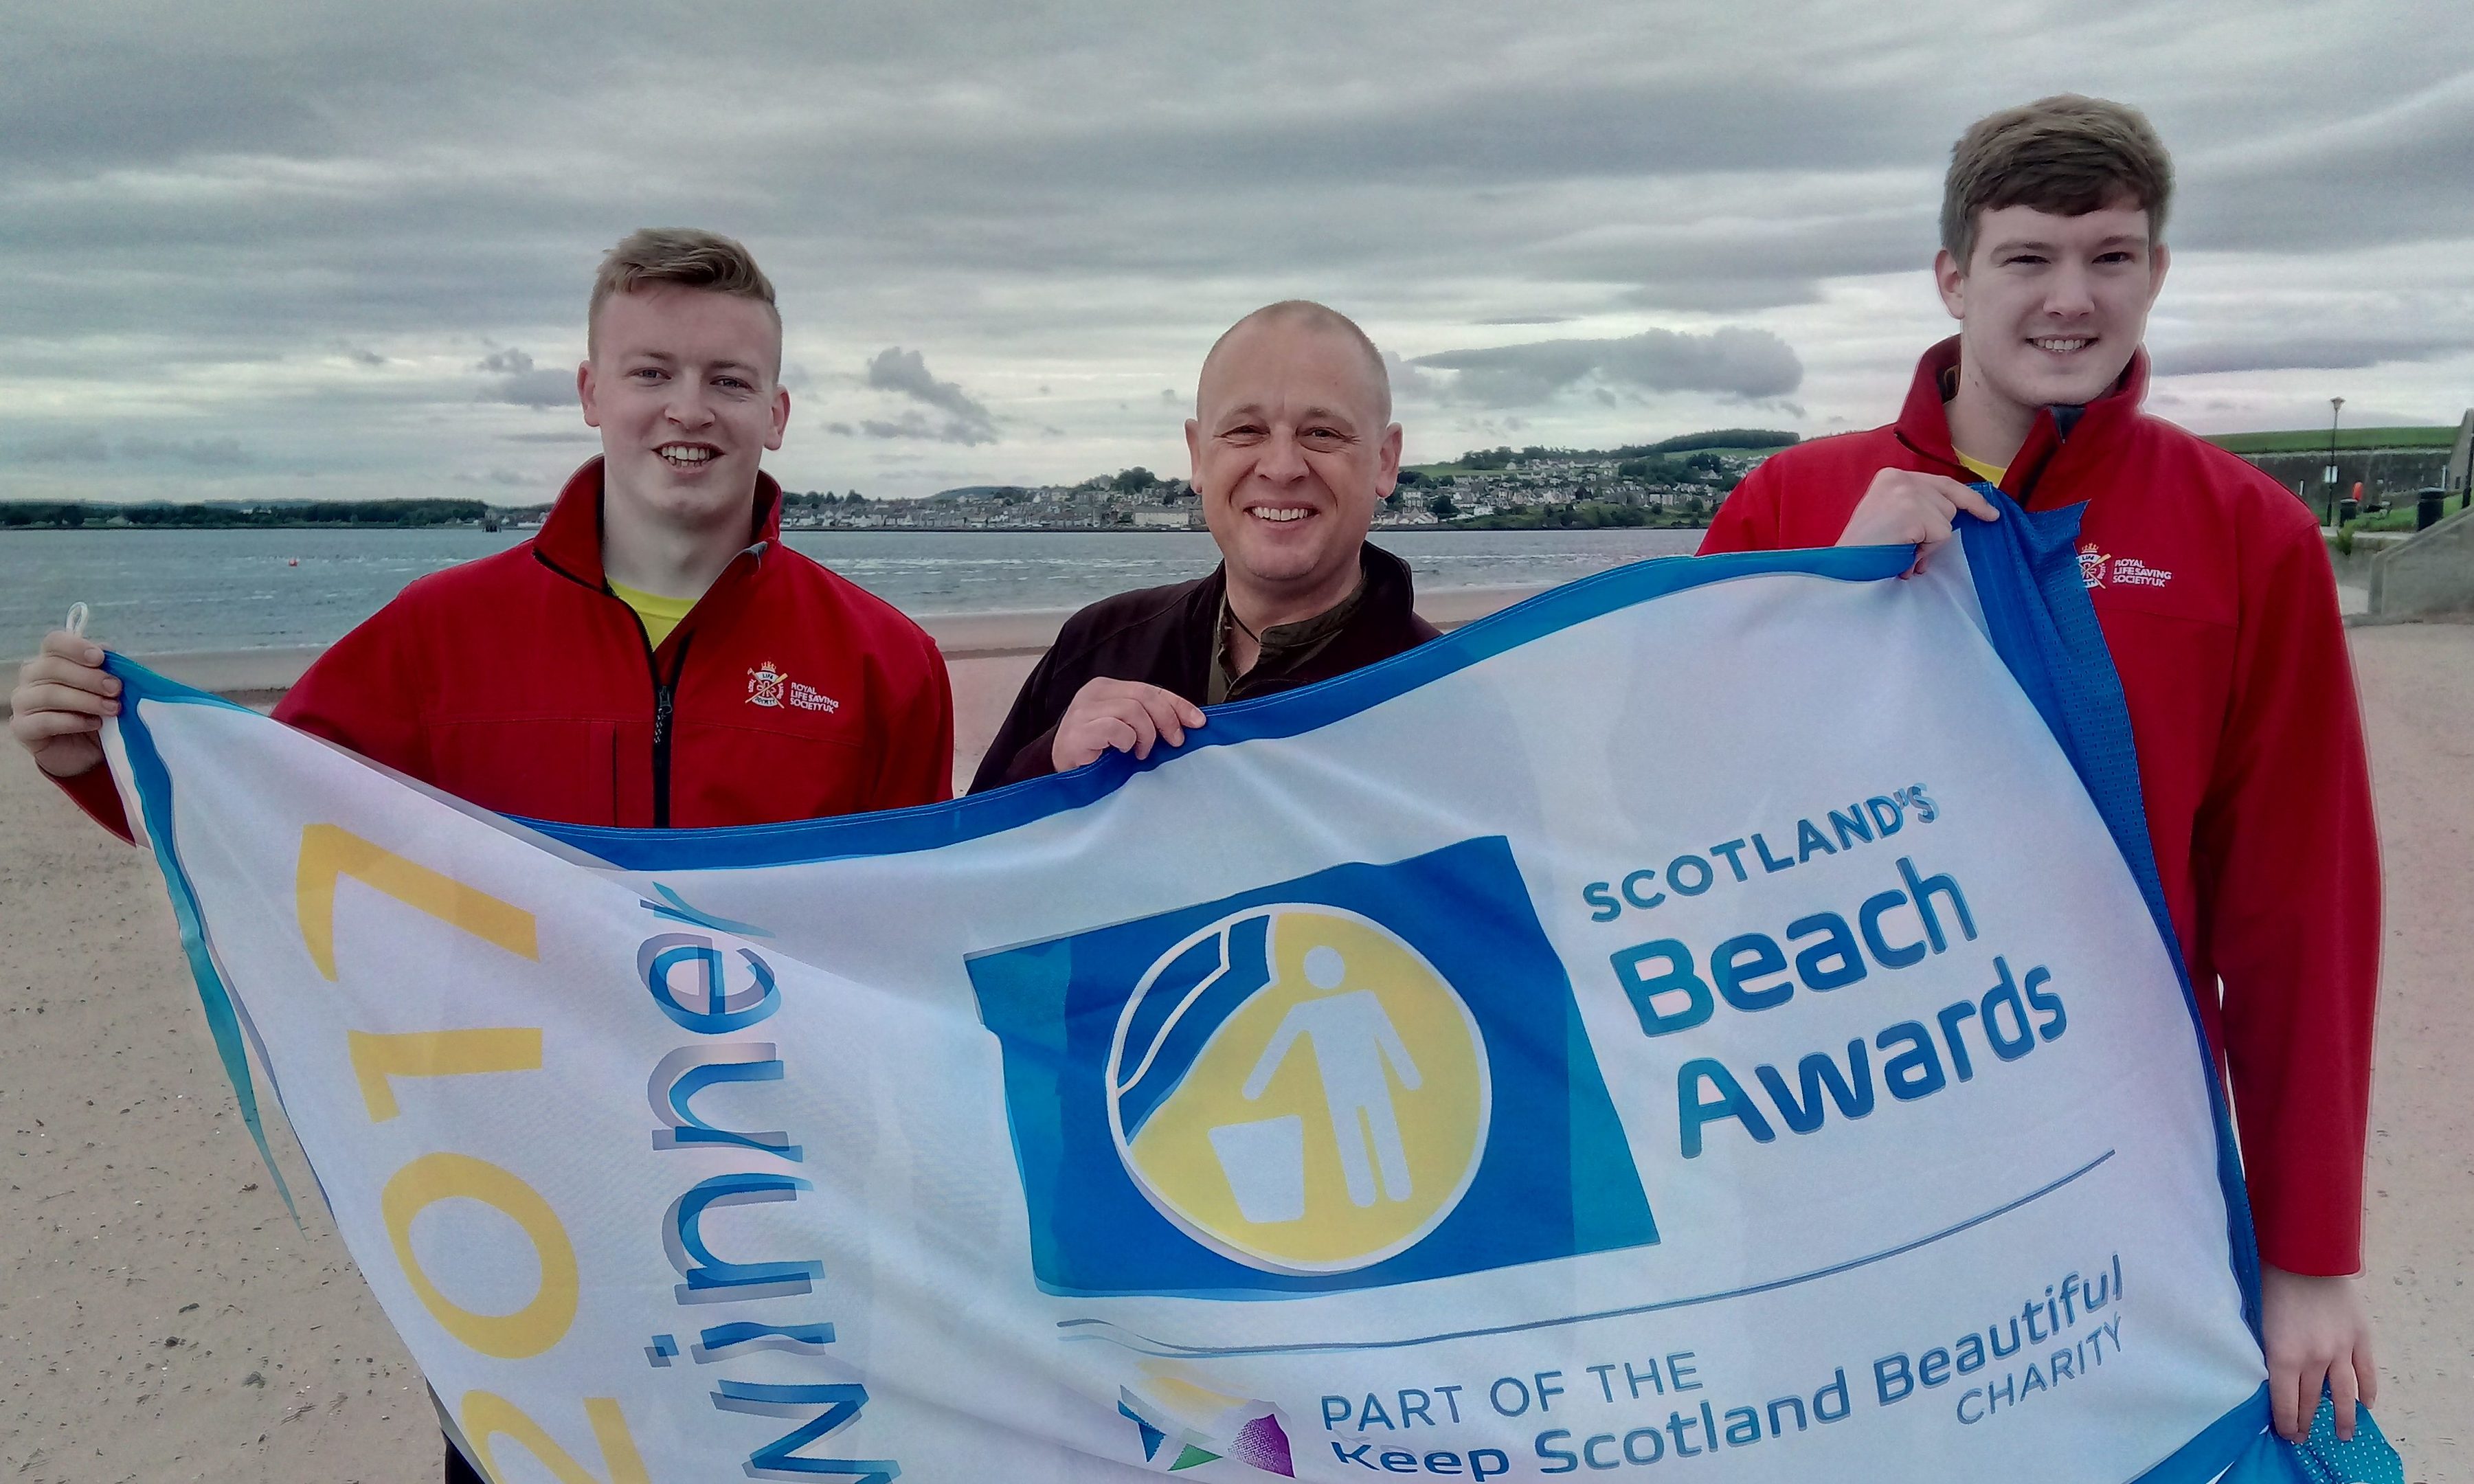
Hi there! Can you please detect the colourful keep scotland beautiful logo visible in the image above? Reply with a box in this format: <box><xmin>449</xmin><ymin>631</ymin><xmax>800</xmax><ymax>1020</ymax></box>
<box><xmin>969</xmin><ymin>837</ymin><xmax>1658</xmax><ymax>1298</ymax></box>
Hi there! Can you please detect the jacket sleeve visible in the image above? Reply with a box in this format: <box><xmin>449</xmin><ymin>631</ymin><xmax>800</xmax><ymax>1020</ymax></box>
<box><xmin>967</xmin><ymin>644</ymin><xmax>1073</xmax><ymax>794</ymax></box>
<box><xmin>44</xmin><ymin>609</ymin><xmax>427</xmax><ymax>842</ymax></box>
<box><xmin>1698</xmin><ymin>460</ymin><xmax>1786</xmax><ymax>554</ymax></box>
<box><xmin>53</xmin><ymin>754</ymin><xmax>135</xmax><ymax>842</ymax></box>
<box><xmin>870</xmin><ymin>638</ymin><xmax>956</xmax><ymax>809</ymax></box>
<box><xmin>271</xmin><ymin>600</ymin><xmax>435</xmax><ymax>779</ymax></box>
<box><xmin>2193</xmin><ymin>515</ymin><xmax>2380</xmax><ymax>1276</ymax></box>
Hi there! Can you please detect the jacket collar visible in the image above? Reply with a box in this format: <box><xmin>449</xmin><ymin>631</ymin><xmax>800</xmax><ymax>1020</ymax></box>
<box><xmin>1186</xmin><ymin>541</ymin><xmax>1431</xmax><ymax>699</ymax></box>
<box><xmin>1188</xmin><ymin>541</ymin><xmax>1423</xmax><ymax>634</ymax></box>
<box><xmin>1356</xmin><ymin>541</ymin><xmax>1422</xmax><ymax>627</ymax></box>
<box><xmin>533</xmin><ymin>456</ymin><xmax>785</xmax><ymax>589</ymax></box>
<box><xmin>1895</xmin><ymin>336</ymin><xmax>2148</xmax><ymax>505</ymax></box>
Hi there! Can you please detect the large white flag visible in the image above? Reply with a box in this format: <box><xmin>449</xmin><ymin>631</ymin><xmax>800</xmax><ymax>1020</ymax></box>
<box><xmin>101</xmin><ymin>506</ymin><xmax>2396</xmax><ymax>1482</ymax></box>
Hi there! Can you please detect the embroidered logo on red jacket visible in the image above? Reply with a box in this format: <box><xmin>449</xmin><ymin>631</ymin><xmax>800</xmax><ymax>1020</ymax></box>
<box><xmin>2078</xmin><ymin>544</ymin><xmax>2174</xmax><ymax>592</ymax></box>
<box><xmin>748</xmin><ymin>660</ymin><xmax>841</xmax><ymax>714</ymax></box>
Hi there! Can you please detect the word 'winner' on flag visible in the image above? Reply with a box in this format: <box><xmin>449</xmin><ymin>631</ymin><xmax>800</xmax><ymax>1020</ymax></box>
<box><xmin>100</xmin><ymin>502</ymin><xmax>2398</xmax><ymax>1483</ymax></box>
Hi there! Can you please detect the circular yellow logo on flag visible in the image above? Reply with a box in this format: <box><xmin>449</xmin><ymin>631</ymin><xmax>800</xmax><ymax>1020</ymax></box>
<box><xmin>1107</xmin><ymin>906</ymin><xmax>1491</xmax><ymax>1274</ymax></box>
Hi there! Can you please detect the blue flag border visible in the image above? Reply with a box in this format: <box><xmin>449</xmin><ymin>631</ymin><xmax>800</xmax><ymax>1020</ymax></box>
<box><xmin>101</xmin><ymin>520</ymin><xmax>2352</xmax><ymax>1481</ymax></box>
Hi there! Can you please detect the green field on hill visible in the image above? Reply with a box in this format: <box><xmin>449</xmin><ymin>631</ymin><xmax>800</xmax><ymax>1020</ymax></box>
<box><xmin>2205</xmin><ymin>426</ymin><xmax>2458</xmax><ymax>455</ymax></box>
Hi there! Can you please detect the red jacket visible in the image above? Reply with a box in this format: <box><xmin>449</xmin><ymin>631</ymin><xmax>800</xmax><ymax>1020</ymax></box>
<box><xmin>66</xmin><ymin>458</ymin><xmax>954</xmax><ymax>835</ymax></box>
<box><xmin>1700</xmin><ymin>339</ymin><xmax>2379</xmax><ymax>1275</ymax></box>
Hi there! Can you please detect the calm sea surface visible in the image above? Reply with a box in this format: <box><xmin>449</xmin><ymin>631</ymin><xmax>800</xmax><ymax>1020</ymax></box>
<box><xmin>0</xmin><ymin>527</ymin><xmax>1703</xmax><ymax>655</ymax></box>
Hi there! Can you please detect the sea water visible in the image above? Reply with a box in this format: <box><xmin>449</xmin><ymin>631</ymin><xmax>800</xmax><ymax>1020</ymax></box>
<box><xmin>0</xmin><ymin>528</ymin><xmax>1700</xmax><ymax>656</ymax></box>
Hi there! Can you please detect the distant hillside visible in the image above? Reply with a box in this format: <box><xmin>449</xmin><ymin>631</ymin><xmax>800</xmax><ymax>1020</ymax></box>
<box><xmin>0</xmin><ymin>498</ymin><xmax>498</xmax><ymax>530</ymax></box>
<box><xmin>1434</xmin><ymin>429</ymin><xmax>1799</xmax><ymax>472</ymax></box>
<box><xmin>2206</xmin><ymin>427</ymin><xmax>2455</xmax><ymax>455</ymax></box>
<box><xmin>1629</xmin><ymin>428</ymin><xmax>1801</xmax><ymax>456</ymax></box>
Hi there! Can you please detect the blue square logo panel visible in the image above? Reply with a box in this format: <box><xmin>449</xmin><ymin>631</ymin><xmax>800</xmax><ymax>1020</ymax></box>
<box><xmin>969</xmin><ymin>837</ymin><xmax>1657</xmax><ymax>1298</ymax></box>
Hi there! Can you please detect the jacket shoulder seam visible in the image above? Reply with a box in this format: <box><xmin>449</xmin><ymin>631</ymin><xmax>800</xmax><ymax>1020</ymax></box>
<box><xmin>1042</xmin><ymin>581</ymin><xmax>1209</xmax><ymax>672</ymax></box>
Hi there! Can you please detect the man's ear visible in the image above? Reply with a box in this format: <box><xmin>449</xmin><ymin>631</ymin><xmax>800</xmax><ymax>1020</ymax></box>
<box><xmin>766</xmin><ymin>385</ymin><xmax>790</xmax><ymax>451</ymax></box>
<box><xmin>1184</xmin><ymin>418</ymin><xmax>1204</xmax><ymax>485</ymax></box>
<box><xmin>577</xmin><ymin>361</ymin><xmax>602</xmax><ymax>427</ymax></box>
<box><xmin>1375</xmin><ymin>423</ymin><xmax>1404</xmax><ymax>497</ymax></box>
<box><xmin>2147</xmin><ymin>240</ymin><xmax>2172</xmax><ymax>306</ymax></box>
<box><xmin>1933</xmin><ymin>248</ymin><xmax>1968</xmax><ymax>322</ymax></box>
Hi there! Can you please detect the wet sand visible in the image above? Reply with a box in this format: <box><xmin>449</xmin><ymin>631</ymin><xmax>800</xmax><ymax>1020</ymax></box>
<box><xmin>0</xmin><ymin>616</ymin><xmax>2464</xmax><ymax>1481</ymax></box>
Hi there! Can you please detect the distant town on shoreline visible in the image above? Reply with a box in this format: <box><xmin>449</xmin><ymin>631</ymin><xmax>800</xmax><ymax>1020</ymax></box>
<box><xmin>3</xmin><ymin>423</ymin><xmax>2463</xmax><ymax>535</ymax></box>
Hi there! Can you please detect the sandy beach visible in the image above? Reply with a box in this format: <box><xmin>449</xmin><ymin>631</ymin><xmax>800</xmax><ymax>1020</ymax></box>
<box><xmin>1</xmin><ymin>611</ymin><xmax>2466</xmax><ymax>1481</ymax></box>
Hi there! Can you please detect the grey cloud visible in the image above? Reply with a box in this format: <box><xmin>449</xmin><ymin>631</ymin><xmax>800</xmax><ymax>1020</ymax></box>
<box><xmin>824</xmin><ymin>421</ymin><xmax>857</xmax><ymax>436</ymax></box>
<box><xmin>1384</xmin><ymin>351</ymin><xmax>1446</xmax><ymax>403</ymax></box>
<box><xmin>2151</xmin><ymin>334</ymin><xmax>2466</xmax><ymax>378</ymax></box>
<box><xmin>473</xmin><ymin>346</ymin><xmax>573</xmax><ymax>405</ymax></box>
<box><xmin>2177</xmin><ymin>73</ymin><xmax>2474</xmax><ymax>251</ymax></box>
<box><xmin>501</xmin><ymin>429</ymin><xmax>599</xmax><ymax>444</ymax></box>
<box><xmin>865</xmin><ymin>347</ymin><xmax>998</xmax><ymax>441</ymax></box>
<box><xmin>860</xmin><ymin>410</ymin><xmax>1000</xmax><ymax>447</ymax></box>
<box><xmin>1619</xmin><ymin>278</ymin><xmax>1831</xmax><ymax>313</ymax></box>
<box><xmin>0</xmin><ymin>2</ymin><xmax>2468</xmax><ymax>501</ymax></box>
<box><xmin>0</xmin><ymin>12</ymin><xmax>1965</xmax><ymax>348</ymax></box>
<box><xmin>1554</xmin><ymin>201</ymin><xmax>1933</xmax><ymax>311</ymax></box>
<box><xmin>480</xmin><ymin>370</ymin><xmax>578</xmax><ymax>409</ymax></box>
<box><xmin>467</xmin><ymin>346</ymin><xmax>574</xmax><ymax>405</ymax></box>
<box><xmin>17</xmin><ymin>431</ymin><xmax>251</xmax><ymax>466</ymax></box>
<box><xmin>20</xmin><ymin>430</ymin><xmax>110</xmax><ymax>464</ymax></box>
<box><xmin>1412</xmin><ymin>327</ymin><xmax>1803</xmax><ymax>406</ymax></box>
<box><xmin>120</xmin><ymin>435</ymin><xmax>251</xmax><ymax>466</ymax></box>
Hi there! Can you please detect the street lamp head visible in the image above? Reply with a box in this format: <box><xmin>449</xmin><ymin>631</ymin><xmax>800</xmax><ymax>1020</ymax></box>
<box><xmin>2332</xmin><ymin>396</ymin><xmax>2346</xmax><ymax>412</ymax></box>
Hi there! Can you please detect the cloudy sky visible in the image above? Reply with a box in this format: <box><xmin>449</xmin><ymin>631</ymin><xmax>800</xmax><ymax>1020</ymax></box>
<box><xmin>8</xmin><ymin>0</ymin><xmax>2471</xmax><ymax>502</ymax></box>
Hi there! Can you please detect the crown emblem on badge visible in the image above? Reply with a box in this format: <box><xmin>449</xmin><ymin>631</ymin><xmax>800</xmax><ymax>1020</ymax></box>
<box><xmin>2077</xmin><ymin>544</ymin><xmax>2109</xmax><ymax>589</ymax></box>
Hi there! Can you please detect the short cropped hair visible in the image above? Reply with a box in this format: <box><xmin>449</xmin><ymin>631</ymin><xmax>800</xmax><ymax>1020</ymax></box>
<box><xmin>1202</xmin><ymin>300</ymin><xmax>1393</xmax><ymax>425</ymax></box>
<box><xmin>587</xmin><ymin>228</ymin><xmax>781</xmax><ymax>366</ymax></box>
<box><xmin>1942</xmin><ymin>95</ymin><xmax>2173</xmax><ymax>269</ymax></box>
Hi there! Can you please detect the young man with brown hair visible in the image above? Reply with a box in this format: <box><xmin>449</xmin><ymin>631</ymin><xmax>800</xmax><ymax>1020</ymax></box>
<box><xmin>9</xmin><ymin>227</ymin><xmax>954</xmax><ymax>1481</ymax></box>
<box><xmin>1700</xmin><ymin>96</ymin><xmax>2380</xmax><ymax>1442</ymax></box>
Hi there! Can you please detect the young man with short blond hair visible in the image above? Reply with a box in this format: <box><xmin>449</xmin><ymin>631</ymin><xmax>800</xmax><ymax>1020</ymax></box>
<box><xmin>1700</xmin><ymin>95</ymin><xmax>2380</xmax><ymax>1443</ymax></box>
<box><xmin>17</xmin><ymin>226</ymin><xmax>952</xmax><ymax>834</ymax></box>
<box><xmin>11</xmin><ymin>227</ymin><xmax>954</xmax><ymax>1482</ymax></box>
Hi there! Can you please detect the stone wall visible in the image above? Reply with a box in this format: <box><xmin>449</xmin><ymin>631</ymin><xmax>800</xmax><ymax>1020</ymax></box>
<box><xmin>2246</xmin><ymin>447</ymin><xmax>2451</xmax><ymax>505</ymax></box>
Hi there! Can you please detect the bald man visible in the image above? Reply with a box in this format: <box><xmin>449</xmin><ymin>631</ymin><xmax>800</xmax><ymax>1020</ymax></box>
<box><xmin>969</xmin><ymin>301</ymin><xmax>1439</xmax><ymax>791</ymax></box>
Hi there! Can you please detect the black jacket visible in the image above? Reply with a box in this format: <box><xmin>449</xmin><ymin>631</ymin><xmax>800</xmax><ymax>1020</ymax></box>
<box><xmin>969</xmin><ymin>544</ymin><xmax>1441</xmax><ymax>792</ymax></box>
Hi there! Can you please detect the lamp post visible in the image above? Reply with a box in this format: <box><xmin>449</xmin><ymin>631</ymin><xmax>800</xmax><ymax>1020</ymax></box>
<box><xmin>2326</xmin><ymin>396</ymin><xmax>2346</xmax><ymax>528</ymax></box>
